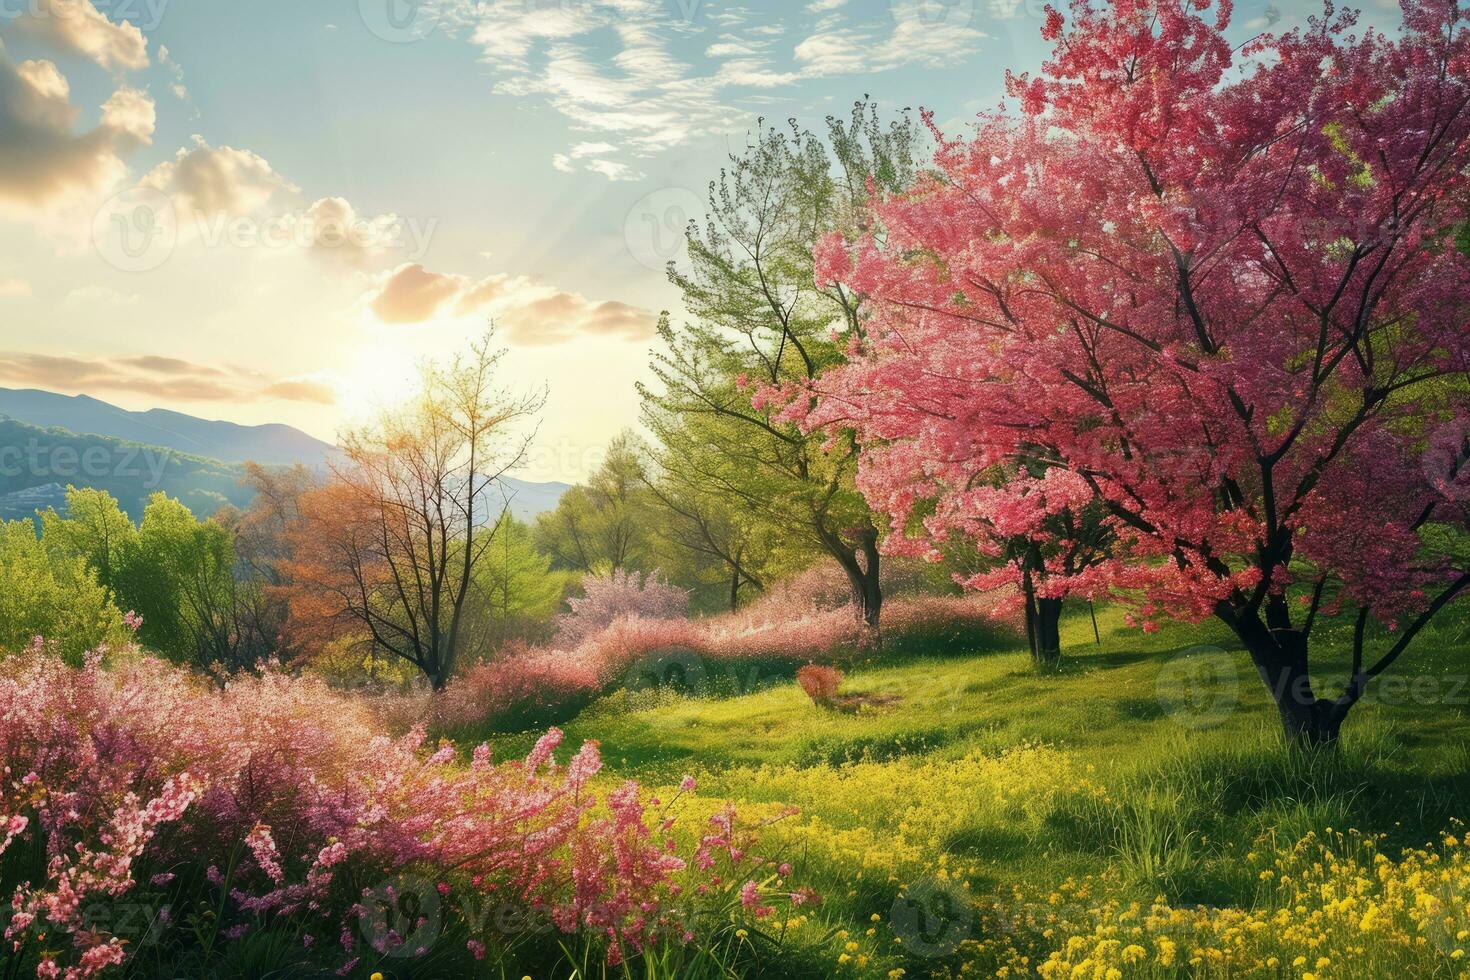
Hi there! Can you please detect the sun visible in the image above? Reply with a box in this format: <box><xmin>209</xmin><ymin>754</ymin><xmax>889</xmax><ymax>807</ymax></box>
<box><xmin>336</xmin><ymin>343</ymin><xmax>423</xmax><ymax>426</ymax></box>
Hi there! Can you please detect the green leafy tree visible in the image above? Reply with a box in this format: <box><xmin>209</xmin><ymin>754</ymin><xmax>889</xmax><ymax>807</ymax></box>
<box><xmin>39</xmin><ymin>486</ymin><xmax>137</xmax><ymax>599</ymax></box>
<box><xmin>534</xmin><ymin>432</ymin><xmax>655</xmax><ymax>574</ymax></box>
<box><xmin>640</xmin><ymin>417</ymin><xmax>775</xmax><ymax>612</ymax></box>
<box><xmin>469</xmin><ymin>511</ymin><xmax>569</xmax><ymax>649</ymax></box>
<box><xmin>640</xmin><ymin>102</ymin><xmax>921</xmax><ymax>627</ymax></box>
<box><xmin>0</xmin><ymin>519</ymin><xmax>125</xmax><ymax>660</ymax></box>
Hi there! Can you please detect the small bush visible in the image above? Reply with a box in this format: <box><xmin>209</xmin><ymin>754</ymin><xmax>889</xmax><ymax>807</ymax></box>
<box><xmin>796</xmin><ymin>664</ymin><xmax>843</xmax><ymax>703</ymax></box>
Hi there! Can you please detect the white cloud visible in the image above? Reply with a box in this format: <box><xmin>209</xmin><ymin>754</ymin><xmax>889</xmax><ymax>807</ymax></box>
<box><xmin>0</xmin><ymin>278</ymin><xmax>31</xmax><ymax>297</ymax></box>
<box><xmin>158</xmin><ymin>44</ymin><xmax>189</xmax><ymax>100</ymax></box>
<box><xmin>442</xmin><ymin>0</ymin><xmax>984</xmax><ymax>175</ymax></box>
<box><xmin>141</xmin><ymin>136</ymin><xmax>298</xmax><ymax>218</ymax></box>
<box><xmin>795</xmin><ymin>7</ymin><xmax>988</xmax><ymax>76</ymax></box>
<box><xmin>62</xmin><ymin>283</ymin><xmax>139</xmax><ymax>307</ymax></box>
<box><xmin>0</xmin><ymin>54</ymin><xmax>155</xmax><ymax>212</ymax></box>
<box><xmin>296</xmin><ymin>196</ymin><xmax>402</xmax><ymax>267</ymax></box>
<box><xmin>11</xmin><ymin>0</ymin><xmax>150</xmax><ymax>71</ymax></box>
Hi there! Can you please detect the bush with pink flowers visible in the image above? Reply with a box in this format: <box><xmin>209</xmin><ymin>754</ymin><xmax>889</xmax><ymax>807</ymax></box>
<box><xmin>552</xmin><ymin>569</ymin><xmax>690</xmax><ymax>649</ymax></box>
<box><xmin>428</xmin><ymin>575</ymin><xmax>1016</xmax><ymax>735</ymax></box>
<box><xmin>0</xmin><ymin>639</ymin><xmax>805</xmax><ymax>978</ymax></box>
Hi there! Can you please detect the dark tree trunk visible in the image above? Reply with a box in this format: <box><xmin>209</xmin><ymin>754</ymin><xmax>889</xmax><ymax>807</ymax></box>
<box><xmin>1022</xmin><ymin>592</ymin><xmax>1063</xmax><ymax>668</ymax></box>
<box><xmin>824</xmin><ymin>523</ymin><xmax>883</xmax><ymax>631</ymax></box>
<box><xmin>1034</xmin><ymin>597</ymin><xmax>1063</xmax><ymax>667</ymax></box>
<box><xmin>1020</xmin><ymin>567</ymin><xmax>1063</xmax><ymax>668</ymax></box>
<box><xmin>730</xmin><ymin>569</ymin><xmax>742</xmax><ymax>612</ymax></box>
<box><xmin>840</xmin><ymin>550</ymin><xmax>883</xmax><ymax>629</ymax></box>
<box><xmin>1221</xmin><ymin>607</ymin><xmax>1349</xmax><ymax>748</ymax></box>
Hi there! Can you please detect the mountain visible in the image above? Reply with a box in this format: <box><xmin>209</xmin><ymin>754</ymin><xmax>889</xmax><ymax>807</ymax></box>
<box><xmin>0</xmin><ymin>388</ymin><xmax>336</xmax><ymax>466</ymax></box>
<box><xmin>0</xmin><ymin>388</ymin><xmax>570</xmax><ymax>521</ymax></box>
<box><xmin>0</xmin><ymin>418</ymin><xmax>251</xmax><ymax>522</ymax></box>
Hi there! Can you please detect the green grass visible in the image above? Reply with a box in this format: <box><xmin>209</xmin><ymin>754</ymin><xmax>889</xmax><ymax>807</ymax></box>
<box><xmin>473</xmin><ymin>603</ymin><xmax>1470</xmax><ymax>977</ymax></box>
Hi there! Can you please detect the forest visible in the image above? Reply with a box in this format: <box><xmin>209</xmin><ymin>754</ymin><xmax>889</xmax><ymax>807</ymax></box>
<box><xmin>0</xmin><ymin>1</ymin><xmax>1467</xmax><ymax>978</ymax></box>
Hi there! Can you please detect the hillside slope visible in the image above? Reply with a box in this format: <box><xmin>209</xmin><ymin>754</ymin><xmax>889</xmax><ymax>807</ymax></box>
<box><xmin>0</xmin><ymin>418</ymin><xmax>250</xmax><ymax>521</ymax></box>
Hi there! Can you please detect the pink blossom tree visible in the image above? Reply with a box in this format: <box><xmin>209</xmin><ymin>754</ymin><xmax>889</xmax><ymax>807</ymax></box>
<box><xmin>552</xmin><ymin>569</ymin><xmax>690</xmax><ymax>649</ymax></box>
<box><xmin>809</xmin><ymin>0</ymin><xmax>1470</xmax><ymax>743</ymax></box>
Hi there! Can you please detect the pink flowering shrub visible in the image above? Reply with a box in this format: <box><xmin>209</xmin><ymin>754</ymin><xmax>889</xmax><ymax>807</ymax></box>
<box><xmin>431</xmin><ymin>578</ymin><xmax>1014</xmax><ymax>733</ymax></box>
<box><xmin>552</xmin><ymin>570</ymin><xmax>689</xmax><ymax>649</ymax></box>
<box><xmin>0</xmin><ymin>644</ymin><xmax>802</xmax><ymax>977</ymax></box>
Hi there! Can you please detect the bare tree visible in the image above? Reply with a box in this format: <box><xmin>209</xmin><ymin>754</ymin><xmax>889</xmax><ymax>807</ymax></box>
<box><xmin>285</xmin><ymin>332</ymin><xmax>544</xmax><ymax>689</ymax></box>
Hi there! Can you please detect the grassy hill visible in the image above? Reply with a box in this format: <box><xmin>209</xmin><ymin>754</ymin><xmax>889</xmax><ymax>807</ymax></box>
<box><xmin>477</xmin><ymin>605</ymin><xmax>1470</xmax><ymax>978</ymax></box>
<box><xmin>0</xmin><ymin>418</ymin><xmax>251</xmax><ymax>522</ymax></box>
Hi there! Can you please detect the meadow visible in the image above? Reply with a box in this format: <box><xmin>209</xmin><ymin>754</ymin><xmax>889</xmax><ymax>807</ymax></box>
<box><xmin>469</xmin><ymin>604</ymin><xmax>1470</xmax><ymax>979</ymax></box>
<box><xmin>0</xmin><ymin>1</ymin><xmax>1465</xmax><ymax>977</ymax></box>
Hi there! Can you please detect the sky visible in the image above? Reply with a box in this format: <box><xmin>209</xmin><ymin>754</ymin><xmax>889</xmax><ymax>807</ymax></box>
<box><xmin>0</xmin><ymin>0</ymin><xmax>1404</xmax><ymax>482</ymax></box>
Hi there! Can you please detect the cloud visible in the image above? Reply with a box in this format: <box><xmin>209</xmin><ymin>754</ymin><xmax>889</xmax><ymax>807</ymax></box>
<box><xmin>366</xmin><ymin>263</ymin><xmax>468</xmax><ymax>323</ymax></box>
<box><xmin>362</xmin><ymin>262</ymin><xmax>657</xmax><ymax>345</ymax></box>
<box><xmin>0</xmin><ymin>351</ymin><xmax>337</xmax><ymax>404</ymax></box>
<box><xmin>297</xmin><ymin>196</ymin><xmax>402</xmax><ymax>267</ymax></box>
<box><xmin>10</xmin><ymin>0</ymin><xmax>149</xmax><ymax>71</ymax></box>
<box><xmin>157</xmin><ymin>44</ymin><xmax>188</xmax><ymax>100</ymax></box>
<box><xmin>0</xmin><ymin>53</ymin><xmax>155</xmax><ymax>211</ymax></box>
<box><xmin>443</xmin><ymin>0</ymin><xmax>984</xmax><ymax>175</ymax></box>
<box><xmin>0</xmin><ymin>278</ymin><xmax>30</xmax><ymax>297</ymax></box>
<box><xmin>141</xmin><ymin>136</ymin><xmax>297</xmax><ymax>218</ymax></box>
<box><xmin>261</xmin><ymin>379</ymin><xmax>336</xmax><ymax>404</ymax></box>
<box><xmin>62</xmin><ymin>284</ymin><xmax>139</xmax><ymax>307</ymax></box>
<box><xmin>794</xmin><ymin>9</ymin><xmax>988</xmax><ymax>77</ymax></box>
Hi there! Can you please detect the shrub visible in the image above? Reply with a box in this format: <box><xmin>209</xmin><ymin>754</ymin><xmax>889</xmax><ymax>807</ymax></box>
<box><xmin>431</xmin><ymin>586</ymin><xmax>1012</xmax><ymax>734</ymax></box>
<box><xmin>796</xmin><ymin>665</ymin><xmax>842</xmax><ymax>704</ymax></box>
<box><xmin>0</xmin><ymin>644</ymin><xmax>804</xmax><ymax>977</ymax></box>
<box><xmin>552</xmin><ymin>569</ymin><xmax>689</xmax><ymax>649</ymax></box>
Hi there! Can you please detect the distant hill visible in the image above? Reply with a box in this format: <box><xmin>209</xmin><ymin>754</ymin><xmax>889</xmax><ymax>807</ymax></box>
<box><xmin>0</xmin><ymin>387</ymin><xmax>336</xmax><ymax>466</ymax></box>
<box><xmin>0</xmin><ymin>418</ymin><xmax>250</xmax><ymax>522</ymax></box>
<box><xmin>0</xmin><ymin>388</ymin><xmax>570</xmax><ymax>522</ymax></box>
